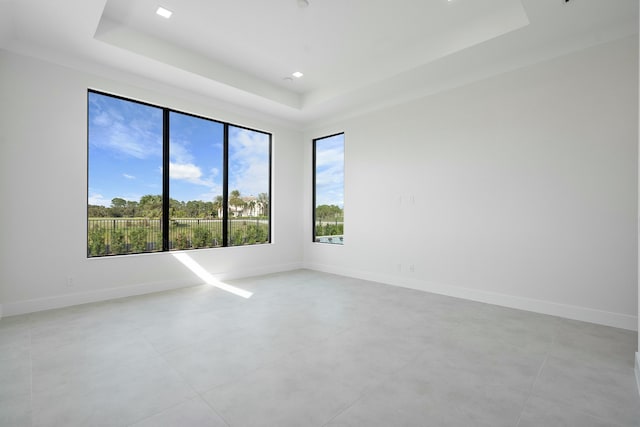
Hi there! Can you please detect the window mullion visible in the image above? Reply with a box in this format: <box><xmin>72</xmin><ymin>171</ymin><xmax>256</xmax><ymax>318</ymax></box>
<box><xmin>222</xmin><ymin>123</ymin><xmax>229</xmax><ymax>247</ymax></box>
<box><xmin>162</xmin><ymin>109</ymin><xmax>170</xmax><ymax>251</ymax></box>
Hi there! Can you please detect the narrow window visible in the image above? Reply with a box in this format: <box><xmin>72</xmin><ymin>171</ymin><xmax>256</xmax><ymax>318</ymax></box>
<box><xmin>313</xmin><ymin>133</ymin><xmax>344</xmax><ymax>244</ymax></box>
<box><xmin>169</xmin><ymin>111</ymin><xmax>224</xmax><ymax>250</ymax></box>
<box><xmin>228</xmin><ymin>125</ymin><xmax>271</xmax><ymax>246</ymax></box>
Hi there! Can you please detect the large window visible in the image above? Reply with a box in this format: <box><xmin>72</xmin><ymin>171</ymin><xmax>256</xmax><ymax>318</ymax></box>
<box><xmin>87</xmin><ymin>90</ymin><xmax>271</xmax><ymax>257</ymax></box>
<box><xmin>313</xmin><ymin>133</ymin><xmax>344</xmax><ymax>244</ymax></box>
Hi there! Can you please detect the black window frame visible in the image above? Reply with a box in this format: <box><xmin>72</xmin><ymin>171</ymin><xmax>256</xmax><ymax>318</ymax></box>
<box><xmin>312</xmin><ymin>132</ymin><xmax>345</xmax><ymax>244</ymax></box>
<box><xmin>87</xmin><ymin>89</ymin><xmax>272</xmax><ymax>257</ymax></box>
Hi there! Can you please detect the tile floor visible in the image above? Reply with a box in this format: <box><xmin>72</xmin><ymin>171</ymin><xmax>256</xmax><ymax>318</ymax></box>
<box><xmin>0</xmin><ymin>269</ymin><xmax>639</xmax><ymax>426</ymax></box>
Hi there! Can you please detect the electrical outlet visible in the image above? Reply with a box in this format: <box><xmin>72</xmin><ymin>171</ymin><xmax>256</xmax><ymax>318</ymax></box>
<box><xmin>409</xmin><ymin>264</ymin><xmax>415</xmax><ymax>273</ymax></box>
<box><xmin>66</xmin><ymin>277</ymin><xmax>74</xmax><ymax>287</ymax></box>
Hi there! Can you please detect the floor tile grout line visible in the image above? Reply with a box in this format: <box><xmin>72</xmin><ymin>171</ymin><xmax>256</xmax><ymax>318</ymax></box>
<box><xmin>316</xmin><ymin>355</ymin><xmax>395</xmax><ymax>426</ymax></box>
<box><xmin>320</xmin><ymin>392</ymin><xmax>366</xmax><ymax>427</ymax></box>
<box><xmin>128</xmin><ymin>320</ymin><xmax>232</xmax><ymax>427</ymax></box>
<box><xmin>138</xmin><ymin>318</ymin><xmax>236</xmax><ymax>427</ymax></box>
<box><xmin>515</xmin><ymin>329</ymin><xmax>555</xmax><ymax>427</ymax></box>
<box><xmin>514</xmin><ymin>353</ymin><xmax>548</xmax><ymax>427</ymax></box>
<box><xmin>199</xmin><ymin>393</ymin><xmax>233</xmax><ymax>427</ymax></box>
<box><xmin>29</xmin><ymin>308</ymin><xmax>201</xmax><ymax>423</ymax></box>
<box><xmin>125</xmin><ymin>398</ymin><xmax>189</xmax><ymax>427</ymax></box>
<box><xmin>526</xmin><ymin>330</ymin><xmax>633</xmax><ymax>427</ymax></box>
<box><xmin>320</xmin><ymin>337</ymin><xmax>431</xmax><ymax>427</ymax></box>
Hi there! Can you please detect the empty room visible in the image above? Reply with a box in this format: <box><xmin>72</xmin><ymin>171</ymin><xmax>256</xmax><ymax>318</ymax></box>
<box><xmin>1</xmin><ymin>0</ymin><xmax>640</xmax><ymax>426</ymax></box>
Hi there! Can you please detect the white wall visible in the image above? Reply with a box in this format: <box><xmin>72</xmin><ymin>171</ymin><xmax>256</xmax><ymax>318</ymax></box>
<box><xmin>0</xmin><ymin>49</ymin><xmax>304</xmax><ymax>315</ymax></box>
<box><xmin>305</xmin><ymin>36</ymin><xmax>639</xmax><ymax>330</ymax></box>
<box><xmin>0</xmin><ymin>35</ymin><xmax>637</xmax><ymax>331</ymax></box>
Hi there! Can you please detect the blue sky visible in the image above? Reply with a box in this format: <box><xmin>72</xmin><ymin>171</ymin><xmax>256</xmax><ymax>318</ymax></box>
<box><xmin>315</xmin><ymin>134</ymin><xmax>344</xmax><ymax>208</ymax></box>
<box><xmin>88</xmin><ymin>92</ymin><xmax>270</xmax><ymax>207</ymax></box>
<box><xmin>229</xmin><ymin>125</ymin><xmax>270</xmax><ymax>198</ymax></box>
<box><xmin>169</xmin><ymin>111</ymin><xmax>224</xmax><ymax>203</ymax></box>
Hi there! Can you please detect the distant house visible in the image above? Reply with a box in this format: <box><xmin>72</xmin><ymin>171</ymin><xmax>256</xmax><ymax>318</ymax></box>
<box><xmin>217</xmin><ymin>196</ymin><xmax>266</xmax><ymax>218</ymax></box>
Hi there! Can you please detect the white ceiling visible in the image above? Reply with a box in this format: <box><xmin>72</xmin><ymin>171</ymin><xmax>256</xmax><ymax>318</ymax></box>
<box><xmin>0</xmin><ymin>0</ymin><xmax>637</xmax><ymax>127</ymax></box>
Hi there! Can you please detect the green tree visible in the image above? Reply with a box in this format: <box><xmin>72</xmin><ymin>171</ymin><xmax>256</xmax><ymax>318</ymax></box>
<box><xmin>231</xmin><ymin>228</ymin><xmax>245</xmax><ymax>246</ymax></box>
<box><xmin>192</xmin><ymin>226</ymin><xmax>212</xmax><ymax>248</ymax></box>
<box><xmin>139</xmin><ymin>194</ymin><xmax>162</xmax><ymax>218</ymax></box>
<box><xmin>229</xmin><ymin>190</ymin><xmax>245</xmax><ymax>217</ymax></box>
<box><xmin>88</xmin><ymin>205</ymin><xmax>109</xmax><ymax>218</ymax></box>
<box><xmin>212</xmin><ymin>229</ymin><xmax>222</xmax><ymax>246</ymax></box>
<box><xmin>173</xmin><ymin>232</ymin><xmax>190</xmax><ymax>250</ymax></box>
<box><xmin>110</xmin><ymin>197</ymin><xmax>127</xmax><ymax>217</ymax></box>
<box><xmin>124</xmin><ymin>200</ymin><xmax>139</xmax><ymax>217</ymax></box>
<box><xmin>185</xmin><ymin>200</ymin><xmax>199</xmax><ymax>217</ymax></box>
<box><xmin>257</xmin><ymin>192</ymin><xmax>269</xmax><ymax>217</ymax></box>
<box><xmin>246</xmin><ymin>199</ymin><xmax>257</xmax><ymax>217</ymax></box>
<box><xmin>110</xmin><ymin>229</ymin><xmax>127</xmax><ymax>254</ymax></box>
<box><xmin>129</xmin><ymin>227</ymin><xmax>148</xmax><ymax>253</ymax></box>
<box><xmin>88</xmin><ymin>226</ymin><xmax>107</xmax><ymax>256</ymax></box>
<box><xmin>245</xmin><ymin>224</ymin><xmax>258</xmax><ymax>243</ymax></box>
<box><xmin>170</xmin><ymin>198</ymin><xmax>187</xmax><ymax>218</ymax></box>
<box><xmin>315</xmin><ymin>204</ymin><xmax>343</xmax><ymax>221</ymax></box>
<box><xmin>256</xmin><ymin>224</ymin><xmax>268</xmax><ymax>242</ymax></box>
<box><xmin>212</xmin><ymin>195</ymin><xmax>223</xmax><ymax>218</ymax></box>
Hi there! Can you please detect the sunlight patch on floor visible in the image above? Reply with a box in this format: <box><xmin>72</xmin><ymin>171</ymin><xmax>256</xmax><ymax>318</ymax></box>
<box><xmin>172</xmin><ymin>252</ymin><xmax>253</xmax><ymax>299</ymax></box>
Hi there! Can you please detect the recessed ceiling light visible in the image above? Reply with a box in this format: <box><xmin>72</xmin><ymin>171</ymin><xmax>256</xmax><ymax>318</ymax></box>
<box><xmin>292</xmin><ymin>71</ymin><xmax>304</xmax><ymax>78</ymax></box>
<box><xmin>156</xmin><ymin>7</ymin><xmax>173</xmax><ymax>19</ymax></box>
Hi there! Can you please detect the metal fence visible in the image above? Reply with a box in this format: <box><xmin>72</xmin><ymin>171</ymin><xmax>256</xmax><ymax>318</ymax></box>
<box><xmin>228</xmin><ymin>218</ymin><xmax>269</xmax><ymax>246</ymax></box>
<box><xmin>88</xmin><ymin>217</ymin><xmax>268</xmax><ymax>257</ymax></box>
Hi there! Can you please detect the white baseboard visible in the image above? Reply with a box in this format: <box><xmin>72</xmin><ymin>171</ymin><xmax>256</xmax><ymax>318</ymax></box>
<box><xmin>1</xmin><ymin>278</ymin><xmax>201</xmax><ymax>317</ymax></box>
<box><xmin>305</xmin><ymin>262</ymin><xmax>638</xmax><ymax>331</ymax></box>
<box><xmin>1</xmin><ymin>262</ymin><xmax>303</xmax><ymax>317</ymax></box>
<box><xmin>2</xmin><ymin>260</ymin><xmax>634</xmax><ymax>332</ymax></box>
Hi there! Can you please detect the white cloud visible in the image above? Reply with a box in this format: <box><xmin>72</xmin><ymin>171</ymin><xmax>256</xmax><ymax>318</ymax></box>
<box><xmin>89</xmin><ymin>95</ymin><xmax>162</xmax><ymax>159</ymax></box>
<box><xmin>316</xmin><ymin>162</ymin><xmax>344</xmax><ymax>186</ymax></box>
<box><xmin>316</xmin><ymin>147</ymin><xmax>344</xmax><ymax>169</ymax></box>
<box><xmin>170</xmin><ymin>139</ymin><xmax>194</xmax><ymax>164</ymax></box>
<box><xmin>169</xmin><ymin>162</ymin><xmax>221</xmax><ymax>191</ymax></box>
<box><xmin>123</xmin><ymin>173</ymin><xmax>136</xmax><ymax>179</ymax></box>
<box><xmin>107</xmin><ymin>123</ymin><xmax>153</xmax><ymax>159</ymax></box>
<box><xmin>88</xmin><ymin>192</ymin><xmax>110</xmax><ymax>207</ymax></box>
<box><xmin>228</xmin><ymin>127</ymin><xmax>270</xmax><ymax>196</ymax></box>
<box><xmin>170</xmin><ymin>162</ymin><xmax>202</xmax><ymax>181</ymax></box>
<box><xmin>315</xmin><ymin>136</ymin><xmax>344</xmax><ymax>207</ymax></box>
<box><xmin>93</xmin><ymin>111</ymin><xmax>112</xmax><ymax>127</ymax></box>
<box><xmin>197</xmin><ymin>187</ymin><xmax>224</xmax><ymax>202</ymax></box>
<box><xmin>232</xmin><ymin>161</ymin><xmax>269</xmax><ymax>196</ymax></box>
<box><xmin>170</xmin><ymin>140</ymin><xmax>222</xmax><ymax>200</ymax></box>
<box><xmin>315</xmin><ymin>163</ymin><xmax>344</xmax><ymax>207</ymax></box>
